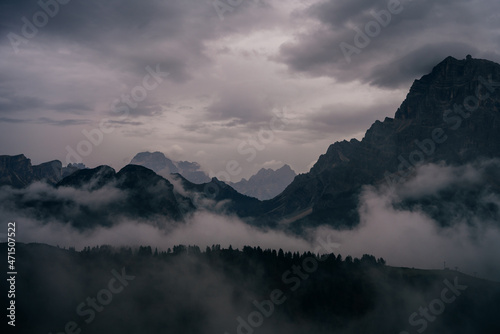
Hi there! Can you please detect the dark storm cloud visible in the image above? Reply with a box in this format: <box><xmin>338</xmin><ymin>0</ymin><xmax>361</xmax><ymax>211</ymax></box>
<box><xmin>51</xmin><ymin>102</ymin><xmax>93</xmax><ymax>114</ymax></box>
<box><xmin>0</xmin><ymin>0</ymin><xmax>283</xmax><ymax>142</ymax></box>
<box><xmin>0</xmin><ymin>94</ymin><xmax>45</xmax><ymax>113</ymax></box>
<box><xmin>1</xmin><ymin>0</ymin><xmax>208</xmax><ymax>81</ymax></box>
<box><xmin>0</xmin><ymin>117</ymin><xmax>27</xmax><ymax>124</ymax></box>
<box><xmin>1</xmin><ymin>0</ymin><xmax>278</xmax><ymax>82</ymax></box>
<box><xmin>104</xmin><ymin>120</ymin><xmax>143</xmax><ymax>127</ymax></box>
<box><xmin>0</xmin><ymin>116</ymin><xmax>91</xmax><ymax>126</ymax></box>
<box><xmin>111</xmin><ymin>103</ymin><xmax>165</xmax><ymax>118</ymax></box>
<box><xmin>36</xmin><ymin>117</ymin><xmax>92</xmax><ymax>126</ymax></box>
<box><xmin>278</xmin><ymin>0</ymin><xmax>500</xmax><ymax>88</ymax></box>
<box><xmin>0</xmin><ymin>94</ymin><xmax>91</xmax><ymax>115</ymax></box>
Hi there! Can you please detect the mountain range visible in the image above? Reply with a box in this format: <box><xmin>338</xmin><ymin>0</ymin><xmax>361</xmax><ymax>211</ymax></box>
<box><xmin>130</xmin><ymin>151</ymin><xmax>297</xmax><ymax>200</ymax></box>
<box><xmin>1</xmin><ymin>56</ymin><xmax>500</xmax><ymax>233</ymax></box>
<box><xmin>2</xmin><ymin>56</ymin><xmax>500</xmax><ymax>334</ymax></box>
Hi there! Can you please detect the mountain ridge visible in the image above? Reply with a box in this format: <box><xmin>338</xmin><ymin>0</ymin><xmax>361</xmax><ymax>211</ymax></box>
<box><xmin>228</xmin><ymin>164</ymin><xmax>297</xmax><ymax>200</ymax></box>
<box><xmin>257</xmin><ymin>55</ymin><xmax>500</xmax><ymax>229</ymax></box>
<box><xmin>0</xmin><ymin>154</ymin><xmax>62</xmax><ymax>188</ymax></box>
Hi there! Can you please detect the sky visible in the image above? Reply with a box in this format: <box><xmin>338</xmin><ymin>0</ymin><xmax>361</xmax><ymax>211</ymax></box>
<box><xmin>1</xmin><ymin>0</ymin><xmax>500</xmax><ymax>181</ymax></box>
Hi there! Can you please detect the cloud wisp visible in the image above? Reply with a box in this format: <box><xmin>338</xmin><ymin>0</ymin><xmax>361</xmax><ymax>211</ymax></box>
<box><xmin>312</xmin><ymin>160</ymin><xmax>500</xmax><ymax>281</ymax></box>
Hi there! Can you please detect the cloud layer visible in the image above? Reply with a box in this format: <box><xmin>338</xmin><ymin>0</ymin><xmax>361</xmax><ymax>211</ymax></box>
<box><xmin>2</xmin><ymin>160</ymin><xmax>500</xmax><ymax>281</ymax></box>
<box><xmin>312</xmin><ymin>160</ymin><xmax>500</xmax><ymax>281</ymax></box>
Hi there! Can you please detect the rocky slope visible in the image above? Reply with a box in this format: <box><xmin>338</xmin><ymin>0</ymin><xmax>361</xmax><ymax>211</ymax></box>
<box><xmin>258</xmin><ymin>56</ymin><xmax>500</xmax><ymax>229</ymax></box>
<box><xmin>169</xmin><ymin>173</ymin><xmax>261</xmax><ymax>217</ymax></box>
<box><xmin>56</xmin><ymin>164</ymin><xmax>194</xmax><ymax>227</ymax></box>
<box><xmin>0</xmin><ymin>154</ymin><xmax>62</xmax><ymax>188</ymax></box>
<box><xmin>229</xmin><ymin>164</ymin><xmax>296</xmax><ymax>200</ymax></box>
<box><xmin>2</xmin><ymin>162</ymin><xmax>260</xmax><ymax>229</ymax></box>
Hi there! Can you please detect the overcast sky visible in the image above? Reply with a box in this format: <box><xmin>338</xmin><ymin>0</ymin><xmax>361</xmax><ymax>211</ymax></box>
<box><xmin>1</xmin><ymin>0</ymin><xmax>499</xmax><ymax>181</ymax></box>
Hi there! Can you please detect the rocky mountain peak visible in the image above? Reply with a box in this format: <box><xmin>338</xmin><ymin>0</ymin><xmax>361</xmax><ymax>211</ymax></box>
<box><xmin>131</xmin><ymin>151</ymin><xmax>178</xmax><ymax>174</ymax></box>
<box><xmin>130</xmin><ymin>151</ymin><xmax>210</xmax><ymax>184</ymax></box>
<box><xmin>258</xmin><ymin>55</ymin><xmax>500</xmax><ymax>229</ymax></box>
<box><xmin>395</xmin><ymin>56</ymin><xmax>500</xmax><ymax>121</ymax></box>
<box><xmin>0</xmin><ymin>154</ymin><xmax>63</xmax><ymax>188</ymax></box>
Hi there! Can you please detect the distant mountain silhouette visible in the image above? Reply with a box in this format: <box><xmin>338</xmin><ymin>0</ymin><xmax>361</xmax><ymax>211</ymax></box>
<box><xmin>61</xmin><ymin>162</ymin><xmax>87</xmax><ymax>178</ymax></box>
<box><xmin>3</xmin><ymin>161</ymin><xmax>262</xmax><ymax>229</ymax></box>
<box><xmin>130</xmin><ymin>151</ymin><xmax>210</xmax><ymax>184</ymax></box>
<box><xmin>0</xmin><ymin>154</ymin><xmax>86</xmax><ymax>188</ymax></box>
<box><xmin>169</xmin><ymin>173</ymin><xmax>261</xmax><ymax>217</ymax></box>
<box><xmin>229</xmin><ymin>164</ymin><xmax>296</xmax><ymax>200</ymax></box>
<box><xmin>56</xmin><ymin>164</ymin><xmax>194</xmax><ymax>228</ymax></box>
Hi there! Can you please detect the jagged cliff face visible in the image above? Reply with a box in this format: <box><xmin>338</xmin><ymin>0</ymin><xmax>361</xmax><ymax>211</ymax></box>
<box><xmin>0</xmin><ymin>154</ymin><xmax>62</xmax><ymax>188</ymax></box>
<box><xmin>260</xmin><ymin>56</ymin><xmax>500</xmax><ymax>229</ymax></box>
